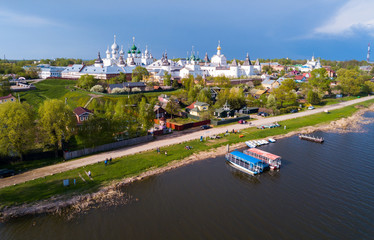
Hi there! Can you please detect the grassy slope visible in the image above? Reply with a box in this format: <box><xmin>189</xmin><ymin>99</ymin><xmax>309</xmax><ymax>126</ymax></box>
<box><xmin>19</xmin><ymin>79</ymin><xmax>77</xmax><ymax>108</ymax></box>
<box><xmin>1</xmin><ymin>98</ymin><xmax>373</xmax><ymax>207</ymax></box>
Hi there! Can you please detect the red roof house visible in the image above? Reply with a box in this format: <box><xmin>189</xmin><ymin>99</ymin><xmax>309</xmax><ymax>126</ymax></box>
<box><xmin>0</xmin><ymin>94</ymin><xmax>16</xmax><ymax>104</ymax></box>
<box><xmin>73</xmin><ymin>107</ymin><xmax>93</xmax><ymax>124</ymax></box>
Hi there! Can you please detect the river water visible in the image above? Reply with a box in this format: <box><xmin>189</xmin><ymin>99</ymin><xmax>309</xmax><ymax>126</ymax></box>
<box><xmin>1</xmin><ymin>112</ymin><xmax>374</xmax><ymax>240</ymax></box>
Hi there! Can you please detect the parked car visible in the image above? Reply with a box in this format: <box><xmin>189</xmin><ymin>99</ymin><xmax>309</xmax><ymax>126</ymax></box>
<box><xmin>201</xmin><ymin>125</ymin><xmax>211</xmax><ymax>130</ymax></box>
<box><xmin>261</xmin><ymin>112</ymin><xmax>269</xmax><ymax>117</ymax></box>
<box><xmin>0</xmin><ymin>169</ymin><xmax>15</xmax><ymax>178</ymax></box>
<box><xmin>257</xmin><ymin>112</ymin><xmax>264</xmax><ymax>116</ymax></box>
<box><xmin>308</xmin><ymin>106</ymin><xmax>315</xmax><ymax>110</ymax></box>
<box><xmin>290</xmin><ymin>109</ymin><xmax>298</xmax><ymax>113</ymax></box>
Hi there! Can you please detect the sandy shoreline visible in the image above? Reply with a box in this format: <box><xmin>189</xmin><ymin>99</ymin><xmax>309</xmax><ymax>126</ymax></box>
<box><xmin>1</xmin><ymin>103</ymin><xmax>374</xmax><ymax>222</ymax></box>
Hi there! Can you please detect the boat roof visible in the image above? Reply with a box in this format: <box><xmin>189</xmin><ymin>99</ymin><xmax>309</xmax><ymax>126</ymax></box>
<box><xmin>246</xmin><ymin>148</ymin><xmax>281</xmax><ymax>160</ymax></box>
<box><xmin>230</xmin><ymin>151</ymin><xmax>262</xmax><ymax>164</ymax></box>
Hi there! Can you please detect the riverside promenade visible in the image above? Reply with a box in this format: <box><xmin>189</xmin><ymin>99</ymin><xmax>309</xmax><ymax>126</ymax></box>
<box><xmin>1</xmin><ymin>96</ymin><xmax>373</xmax><ymax>189</ymax></box>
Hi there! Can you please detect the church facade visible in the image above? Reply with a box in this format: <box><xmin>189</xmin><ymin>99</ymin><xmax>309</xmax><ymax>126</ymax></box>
<box><xmin>179</xmin><ymin>42</ymin><xmax>261</xmax><ymax>79</ymax></box>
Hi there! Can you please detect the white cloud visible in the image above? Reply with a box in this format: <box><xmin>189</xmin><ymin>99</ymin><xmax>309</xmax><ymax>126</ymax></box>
<box><xmin>0</xmin><ymin>9</ymin><xmax>64</xmax><ymax>27</ymax></box>
<box><xmin>314</xmin><ymin>0</ymin><xmax>374</xmax><ymax>36</ymax></box>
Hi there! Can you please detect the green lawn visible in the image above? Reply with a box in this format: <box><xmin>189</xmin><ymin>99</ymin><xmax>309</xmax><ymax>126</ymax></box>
<box><xmin>319</xmin><ymin>96</ymin><xmax>357</xmax><ymax>106</ymax></box>
<box><xmin>1</xmin><ymin>98</ymin><xmax>373</xmax><ymax>208</ymax></box>
<box><xmin>19</xmin><ymin>79</ymin><xmax>77</xmax><ymax>108</ymax></box>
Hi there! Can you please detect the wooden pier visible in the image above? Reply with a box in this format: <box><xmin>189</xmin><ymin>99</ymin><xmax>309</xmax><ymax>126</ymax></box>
<box><xmin>299</xmin><ymin>134</ymin><xmax>324</xmax><ymax>143</ymax></box>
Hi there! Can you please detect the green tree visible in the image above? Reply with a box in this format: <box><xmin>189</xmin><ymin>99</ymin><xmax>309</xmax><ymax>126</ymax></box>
<box><xmin>337</xmin><ymin>69</ymin><xmax>363</xmax><ymax>96</ymax></box>
<box><xmin>215</xmin><ymin>88</ymin><xmax>230</xmax><ymax>107</ymax></box>
<box><xmin>38</xmin><ymin>99</ymin><xmax>75</xmax><ymax>157</ymax></box>
<box><xmin>272</xmin><ymin>83</ymin><xmax>297</xmax><ymax>108</ymax></box>
<box><xmin>280</xmin><ymin>78</ymin><xmax>297</xmax><ymax>92</ymax></box>
<box><xmin>0</xmin><ymin>102</ymin><xmax>35</xmax><ymax>160</ymax></box>
<box><xmin>266</xmin><ymin>94</ymin><xmax>277</xmax><ymax>109</ymax></box>
<box><xmin>197</xmin><ymin>88</ymin><xmax>212</xmax><ymax>104</ymax></box>
<box><xmin>262</xmin><ymin>65</ymin><xmax>273</xmax><ymax>74</ymax></box>
<box><xmin>0</xmin><ymin>79</ymin><xmax>11</xmax><ymax>96</ymax></box>
<box><xmin>138</xmin><ymin>98</ymin><xmax>155</xmax><ymax>132</ymax></box>
<box><xmin>181</xmin><ymin>74</ymin><xmax>195</xmax><ymax>91</ymax></box>
<box><xmin>308</xmin><ymin>68</ymin><xmax>331</xmax><ymax>94</ymax></box>
<box><xmin>77</xmin><ymin>74</ymin><xmax>97</xmax><ymax>90</ymax></box>
<box><xmin>112</xmin><ymin>99</ymin><xmax>137</xmax><ymax>138</ymax></box>
<box><xmin>77</xmin><ymin>115</ymin><xmax>116</xmax><ymax>147</ymax></box>
<box><xmin>213</xmin><ymin>76</ymin><xmax>231</xmax><ymax>88</ymax></box>
<box><xmin>172</xmin><ymin>78</ymin><xmax>179</xmax><ymax>89</ymax></box>
<box><xmin>307</xmin><ymin>90</ymin><xmax>321</xmax><ymax>105</ymax></box>
<box><xmin>132</xmin><ymin>66</ymin><xmax>149</xmax><ymax>82</ymax></box>
<box><xmin>163</xmin><ymin>71</ymin><xmax>171</xmax><ymax>86</ymax></box>
<box><xmin>195</xmin><ymin>75</ymin><xmax>204</xmax><ymax>86</ymax></box>
<box><xmin>165</xmin><ymin>96</ymin><xmax>181</xmax><ymax>119</ymax></box>
<box><xmin>246</xmin><ymin>94</ymin><xmax>256</xmax><ymax>107</ymax></box>
<box><xmin>228</xmin><ymin>87</ymin><xmax>245</xmax><ymax>110</ymax></box>
<box><xmin>187</xmin><ymin>87</ymin><xmax>198</xmax><ymax>103</ymax></box>
<box><xmin>108</xmin><ymin>72</ymin><xmax>127</xmax><ymax>84</ymax></box>
<box><xmin>364</xmin><ymin>80</ymin><xmax>374</xmax><ymax>94</ymax></box>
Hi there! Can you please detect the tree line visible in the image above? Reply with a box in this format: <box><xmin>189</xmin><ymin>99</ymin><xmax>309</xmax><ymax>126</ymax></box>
<box><xmin>0</xmin><ymin>97</ymin><xmax>155</xmax><ymax>162</ymax></box>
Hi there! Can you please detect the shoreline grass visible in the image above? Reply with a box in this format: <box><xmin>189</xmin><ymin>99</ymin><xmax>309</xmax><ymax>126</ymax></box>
<box><xmin>0</xmin><ymin>99</ymin><xmax>373</xmax><ymax>208</ymax></box>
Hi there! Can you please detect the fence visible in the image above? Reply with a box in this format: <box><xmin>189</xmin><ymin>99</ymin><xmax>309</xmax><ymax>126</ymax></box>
<box><xmin>63</xmin><ymin>135</ymin><xmax>153</xmax><ymax>160</ymax></box>
<box><xmin>211</xmin><ymin>116</ymin><xmax>250</xmax><ymax>126</ymax></box>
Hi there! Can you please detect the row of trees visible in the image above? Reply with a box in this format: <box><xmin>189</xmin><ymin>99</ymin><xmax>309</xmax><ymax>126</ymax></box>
<box><xmin>0</xmin><ymin>96</ymin><xmax>156</xmax><ymax>161</ymax></box>
<box><xmin>39</xmin><ymin>58</ymin><xmax>85</xmax><ymax>66</ymax></box>
<box><xmin>0</xmin><ymin>63</ymin><xmax>39</xmax><ymax>79</ymax></box>
<box><xmin>0</xmin><ymin>100</ymin><xmax>74</xmax><ymax>160</ymax></box>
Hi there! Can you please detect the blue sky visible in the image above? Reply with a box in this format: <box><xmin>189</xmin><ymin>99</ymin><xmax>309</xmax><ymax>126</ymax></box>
<box><xmin>0</xmin><ymin>0</ymin><xmax>373</xmax><ymax>61</ymax></box>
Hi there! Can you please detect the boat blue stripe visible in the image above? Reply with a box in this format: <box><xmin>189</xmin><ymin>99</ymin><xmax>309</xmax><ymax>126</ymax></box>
<box><xmin>229</xmin><ymin>151</ymin><xmax>263</xmax><ymax>165</ymax></box>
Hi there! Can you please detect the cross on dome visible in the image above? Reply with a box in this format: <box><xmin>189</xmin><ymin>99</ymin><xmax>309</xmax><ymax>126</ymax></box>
<box><xmin>111</xmin><ymin>35</ymin><xmax>119</xmax><ymax>51</ymax></box>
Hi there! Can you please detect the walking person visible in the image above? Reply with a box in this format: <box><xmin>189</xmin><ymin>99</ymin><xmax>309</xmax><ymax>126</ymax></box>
<box><xmin>165</xmin><ymin>151</ymin><xmax>167</xmax><ymax>156</ymax></box>
<box><xmin>105</xmin><ymin>159</ymin><xmax>108</xmax><ymax>166</ymax></box>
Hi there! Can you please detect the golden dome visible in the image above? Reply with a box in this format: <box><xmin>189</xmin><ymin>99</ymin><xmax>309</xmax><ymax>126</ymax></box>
<box><xmin>217</xmin><ymin>46</ymin><xmax>221</xmax><ymax>50</ymax></box>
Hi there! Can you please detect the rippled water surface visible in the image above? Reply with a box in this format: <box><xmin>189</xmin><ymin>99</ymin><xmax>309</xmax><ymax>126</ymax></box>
<box><xmin>1</xmin><ymin>112</ymin><xmax>374</xmax><ymax>240</ymax></box>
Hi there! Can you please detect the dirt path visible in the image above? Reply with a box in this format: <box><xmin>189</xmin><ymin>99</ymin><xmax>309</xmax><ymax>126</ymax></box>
<box><xmin>1</xmin><ymin>96</ymin><xmax>373</xmax><ymax>189</ymax></box>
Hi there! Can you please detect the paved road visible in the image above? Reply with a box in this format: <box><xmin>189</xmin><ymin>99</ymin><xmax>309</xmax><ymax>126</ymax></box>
<box><xmin>1</xmin><ymin>96</ymin><xmax>373</xmax><ymax>189</ymax></box>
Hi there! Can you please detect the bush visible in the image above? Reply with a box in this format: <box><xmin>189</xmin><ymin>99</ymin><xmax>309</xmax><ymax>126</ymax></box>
<box><xmin>111</xmin><ymin>88</ymin><xmax>126</xmax><ymax>94</ymax></box>
<box><xmin>77</xmin><ymin>74</ymin><xmax>97</xmax><ymax>90</ymax></box>
<box><xmin>90</xmin><ymin>85</ymin><xmax>104</xmax><ymax>93</ymax></box>
<box><xmin>307</xmin><ymin>90</ymin><xmax>321</xmax><ymax>105</ymax></box>
<box><xmin>279</xmin><ymin>106</ymin><xmax>298</xmax><ymax>114</ymax></box>
<box><xmin>132</xmin><ymin>87</ymin><xmax>141</xmax><ymax>92</ymax></box>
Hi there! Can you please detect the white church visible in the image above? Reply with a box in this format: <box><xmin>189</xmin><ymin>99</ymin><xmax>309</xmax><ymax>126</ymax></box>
<box><xmin>298</xmin><ymin>55</ymin><xmax>322</xmax><ymax>72</ymax></box>
<box><xmin>60</xmin><ymin>35</ymin><xmax>155</xmax><ymax>80</ymax></box>
<box><xmin>102</xmin><ymin>35</ymin><xmax>154</xmax><ymax>67</ymax></box>
<box><xmin>180</xmin><ymin>42</ymin><xmax>261</xmax><ymax>79</ymax></box>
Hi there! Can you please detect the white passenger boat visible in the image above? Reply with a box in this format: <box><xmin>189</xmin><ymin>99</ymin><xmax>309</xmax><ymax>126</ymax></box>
<box><xmin>245</xmin><ymin>141</ymin><xmax>256</xmax><ymax>148</ymax></box>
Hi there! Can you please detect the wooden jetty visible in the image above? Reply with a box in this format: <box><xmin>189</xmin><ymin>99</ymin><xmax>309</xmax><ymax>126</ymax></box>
<box><xmin>299</xmin><ymin>134</ymin><xmax>324</xmax><ymax>143</ymax></box>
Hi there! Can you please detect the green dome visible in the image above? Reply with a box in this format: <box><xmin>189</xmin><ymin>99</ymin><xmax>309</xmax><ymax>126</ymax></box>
<box><xmin>131</xmin><ymin>44</ymin><xmax>137</xmax><ymax>51</ymax></box>
<box><xmin>137</xmin><ymin>50</ymin><xmax>141</xmax><ymax>54</ymax></box>
<box><xmin>131</xmin><ymin>50</ymin><xmax>136</xmax><ymax>54</ymax></box>
<box><xmin>127</xmin><ymin>50</ymin><xmax>131</xmax><ymax>54</ymax></box>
